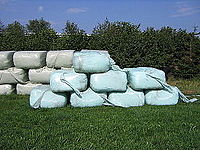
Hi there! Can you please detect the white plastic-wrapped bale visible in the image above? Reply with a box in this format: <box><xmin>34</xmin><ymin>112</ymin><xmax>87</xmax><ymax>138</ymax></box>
<box><xmin>0</xmin><ymin>51</ymin><xmax>15</xmax><ymax>70</ymax></box>
<box><xmin>70</xmin><ymin>88</ymin><xmax>105</xmax><ymax>107</ymax></box>
<box><xmin>105</xmin><ymin>87</ymin><xmax>145</xmax><ymax>107</ymax></box>
<box><xmin>90</xmin><ymin>70</ymin><xmax>127</xmax><ymax>92</ymax></box>
<box><xmin>0</xmin><ymin>67</ymin><xmax>28</xmax><ymax>84</ymax></box>
<box><xmin>50</xmin><ymin>70</ymin><xmax>88</xmax><ymax>92</ymax></box>
<box><xmin>29</xmin><ymin>67</ymin><xmax>56</xmax><ymax>83</ymax></box>
<box><xmin>46</xmin><ymin>50</ymin><xmax>75</xmax><ymax>68</ymax></box>
<box><xmin>73</xmin><ymin>51</ymin><xmax>111</xmax><ymax>73</ymax></box>
<box><xmin>126</xmin><ymin>67</ymin><xmax>166</xmax><ymax>90</ymax></box>
<box><xmin>145</xmin><ymin>86</ymin><xmax>179</xmax><ymax>105</ymax></box>
<box><xmin>17</xmin><ymin>83</ymin><xmax>42</xmax><ymax>95</ymax></box>
<box><xmin>13</xmin><ymin>51</ymin><xmax>47</xmax><ymax>69</ymax></box>
<box><xmin>30</xmin><ymin>85</ymin><xmax>68</xmax><ymax>109</ymax></box>
<box><xmin>0</xmin><ymin>84</ymin><xmax>15</xmax><ymax>95</ymax></box>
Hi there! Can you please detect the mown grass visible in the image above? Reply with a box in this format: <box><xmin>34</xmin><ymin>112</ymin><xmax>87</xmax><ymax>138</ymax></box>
<box><xmin>0</xmin><ymin>96</ymin><xmax>200</xmax><ymax>150</ymax></box>
<box><xmin>0</xmin><ymin>78</ymin><xmax>200</xmax><ymax>150</ymax></box>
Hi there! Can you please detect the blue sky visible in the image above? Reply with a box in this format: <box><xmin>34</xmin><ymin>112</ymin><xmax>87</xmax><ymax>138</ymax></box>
<box><xmin>0</xmin><ymin>0</ymin><xmax>200</xmax><ymax>33</ymax></box>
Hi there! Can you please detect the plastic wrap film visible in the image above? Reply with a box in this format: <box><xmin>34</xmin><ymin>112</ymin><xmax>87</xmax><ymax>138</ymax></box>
<box><xmin>70</xmin><ymin>88</ymin><xmax>105</xmax><ymax>107</ymax></box>
<box><xmin>0</xmin><ymin>51</ymin><xmax>15</xmax><ymax>70</ymax></box>
<box><xmin>126</xmin><ymin>67</ymin><xmax>166</xmax><ymax>90</ymax></box>
<box><xmin>90</xmin><ymin>70</ymin><xmax>127</xmax><ymax>92</ymax></box>
<box><xmin>0</xmin><ymin>67</ymin><xmax>28</xmax><ymax>84</ymax></box>
<box><xmin>105</xmin><ymin>87</ymin><xmax>145</xmax><ymax>107</ymax></box>
<box><xmin>30</xmin><ymin>85</ymin><xmax>68</xmax><ymax>109</ymax></box>
<box><xmin>50</xmin><ymin>70</ymin><xmax>88</xmax><ymax>92</ymax></box>
<box><xmin>29</xmin><ymin>67</ymin><xmax>56</xmax><ymax>83</ymax></box>
<box><xmin>0</xmin><ymin>84</ymin><xmax>15</xmax><ymax>95</ymax></box>
<box><xmin>145</xmin><ymin>86</ymin><xmax>179</xmax><ymax>105</ymax></box>
<box><xmin>17</xmin><ymin>83</ymin><xmax>42</xmax><ymax>95</ymax></box>
<box><xmin>46</xmin><ymin>50</ymin><xmax>75</xmax><ymax>68</ymax></box>
<box><xmin>73</xmin><ymin>51</ymin><xmax>111</xmax><ymax>73</ymax></box>
<box><xmin>13</xmin><ymin>51</ymin><xmax>47</xmax><ymax>69</ymax></box>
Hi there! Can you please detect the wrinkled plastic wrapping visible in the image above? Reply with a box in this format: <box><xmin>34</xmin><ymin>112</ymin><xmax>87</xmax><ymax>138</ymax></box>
<box><xmin>30</xmin><ymin>85</ymin><xmax>67</xmax><ymax>109</ymax></box>
<box><xmin>46</xmin><ymin>50</ymin><xmax>75</xmax><ymax>68</ymax></box>
<box><xmin>126</xmin><ymin>67</ymin><xmax>166</xmax><ymax>90</ymax></box>
<box><xmin>0</xmin><ymin>84</ymin><xmax>15</xmax><ymax>95</ymax></box>
<box><xmin>13</xmin><ymin>51</ymin><xmax>47</xmax><ymax>69</ymax></box>
<box><xmin>29</xmin><ymin>67</ymin><xmax>56</xmax><ymax>83</ymax></box>
<box><xmin>73</xmin><ymin>51</ymin><xmax>111</xmax><ymax>73</ymax></box>
<box><xmin>105</xmin><ymin>87</ymin><xmax>145</xmax><ymax>107</ymax></box>
<box><xmin>90</xmin><ymin>70</ymin><xmax>127</xmax><ymax>92</ymax></box>
<box><xmin>0</xmin><ymin>51</ymin><xmax>15</xmax><ymax>70</ymax></box>
<box><xmin>17</xmin><ymin>83</ymin><xmax>42</xmax><ymax>95</ymax></box>
<box><xmin>50</xmin><ymin>70</ymin><xmax>88</xmax><ymax>92</ymax></box>
<box><xmin>81</xmin><ymin>50</ymin><xmax>115</xmax><ymax>65</ymax></box>
<box><xmin>70</xmin><ymin>88</ymin><xmax>105</xmax><ymax>107</ymax></box>
<box><xmin>0</xmin><ymin>67</ymin><xmax>28</xmax><ymax>84</ymax></box>
<box><xmin>145</xmin><ymin>86</ymin><xmax>179</xmax><ymax>105</ymax></box>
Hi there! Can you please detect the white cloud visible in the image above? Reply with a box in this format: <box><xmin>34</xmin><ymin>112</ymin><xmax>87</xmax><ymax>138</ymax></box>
<box><xmin>172</xmin><ymin>1</ymin><xmax>200</xmax><ymax>17</ymax></box>
<box><xmin>67</xmin><ymin>8</ymin><xmax>87</xmax><ymax>14</ymax></box>
<box><xmin>38</xmin><ymin>6</ymin><xmax>44</xmax><ymax>12</ymax></box>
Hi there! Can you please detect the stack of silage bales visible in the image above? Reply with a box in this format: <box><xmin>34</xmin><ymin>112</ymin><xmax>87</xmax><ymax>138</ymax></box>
<box><xmin>0</xmin><ymin>51</ymin><xmax>26</xmax><ymax>94</ymax></box>
<box><xmin>15</xmin><ymin>50</ymin><xmax>75</xmax><ymax>95</ymax></box>
<box><xmin>30</xmin><ymin>50</ymin><xmax>198</xmax><ymax>109</ymax></box>
<box><xmin>28</xmin><ymin>51</ymin><xmax>156</xmax><ymax>108</ymax></box>
<box><xmin>0</xmin><ymin>50</ymin><xmax>75</xmax><ymax>95</ymax></box>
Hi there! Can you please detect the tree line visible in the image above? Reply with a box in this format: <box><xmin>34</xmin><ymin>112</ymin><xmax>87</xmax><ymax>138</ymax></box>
<box><xmin>0</xmin><ymin>18</ymin><xmax>199</xmax><ymax>78</ymax></box>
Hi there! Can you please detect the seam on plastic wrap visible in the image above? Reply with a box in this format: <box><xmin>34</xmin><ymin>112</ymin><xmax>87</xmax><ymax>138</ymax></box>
<box><xmin>101</xmin><ymin>95</ymin><xmax>117</xmax><ymax>107</ymax></box>
<box><xmin>146</xmin><ymin>74</ymin><xmax>198</xmax><ymax>103</ymax></box>
<box><xmin>60</xmin><ymin>72</ymin><xmax>82</xmax><ymax>98</ymax></box>
<box><xmin>0</xmin><ymin>73</ymin><xmax>2</xmax><ymax>81</ymax></box>
<box><xmin>9</xmin><ymin>70</ymin><xmax>27</xmax><ymax>84</ymax></box>
<box><xmin>50</xmin><ymin>52</ymin><xmax>60</xmax><ymax>68</ymax></box>
<box><xmin>32</xmin><ymin>89</ymin><xmax>49</xmax><ymax>109</ymax></box>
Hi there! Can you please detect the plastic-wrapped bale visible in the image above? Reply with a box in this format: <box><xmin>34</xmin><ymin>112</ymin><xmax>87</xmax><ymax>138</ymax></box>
<box><xmin>90</xmin><ymin>70</ymin><xmax>127</xmax><ymax>92</ymax></box>
<box><xmin>145</xmin><ymin>86</ymin><xmax>179</xmax><ymax>105</ymax></box>
<box><xmin>29</xmin><ymin>67</ymin><xmax>56</xmax><ymax>83</ymax></box>
<box><xmin>80</xmin><ymin>50</ymin><xmax>115</xmax><ymax>65</ymax></box>
<box><xmin>0</xmin><ymin>51</ymin><xmax>15</xmax><ymax>70</ymax></box>
<box><xmin>13</xmin><ymin>51</ymin><xmax>47</xmax><ymax>69</ymax></box>
<box><xmin>73</xmin><ymin>51</ymin><xmax>111</xmax><ymax>73</ymax></box>
<box><xmin>46</xmin><ymin>50</ymin><xmax>75</xmax><ymax>68</ymax></box>
<box><xmin>0</xmin><ymin>84</ymin><xmax>15</xmax><ymax>95</ymax></box>
<box><xmin>17</xmin><ymin>83</ymin><xmax>42</xmax><ymax>95</ymax></box>
<box><xmin>0</xmin><ymin>67</ymin><xmax>28</xmax><ymax>84</ymax></box>
<box><xmin>126</xmin><ymin>67</ymin><xmax>166</xmax><ymax>90</ymax></box>
<box><xmin>30</xmin><ymin>85</ymin><xmax>68</xmax><ymax>109</ymax></box>
<box><xmin>105</xmin><ymin>87</ymin><xmax>145</xmax><ymax>107</ymax></box>
<box><xmin>70</xmin><ymin>88</ymin><xmax>105</xmax><ymax>107</ymax></box>
<box><xmin>50</xmin><ymin>70</ymin><xmax>88</xmax><ymax>92</ymax></box>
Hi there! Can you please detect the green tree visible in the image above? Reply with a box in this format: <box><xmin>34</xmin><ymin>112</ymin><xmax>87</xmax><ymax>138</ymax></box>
<box><xmin>63</xmin><ymin>20</ymin><xmax>85</xmax><ymax>35</ymax></box>
<box><xmin>89</xmin><ymin>19</ymin><xmax>142</xmax><ymax>68</ymax></box>
<box><xmin>26</xmin><ymin>18</ymin><xmax>51</xmax><ymax>34</ymax></box>
<box><xmin>26</xmin><ymin>28</ymin><xmax>58</xmax><ymax>50</ymax></box>
<box><xmin>0</xmin><ymin>20</ymin><xmax>5</xmax><ymax>35</ymax></box>
<box><xmin>0</xmin><ymin>21</ymin><xmax>26</xmax><ymax>50</ymax></box>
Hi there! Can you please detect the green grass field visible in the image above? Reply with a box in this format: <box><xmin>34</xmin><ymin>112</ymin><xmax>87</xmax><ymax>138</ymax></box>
<box><xmin>0</xmin><ymin>78</ymin><xmax>200</xmax><ymax>150</ymax></box>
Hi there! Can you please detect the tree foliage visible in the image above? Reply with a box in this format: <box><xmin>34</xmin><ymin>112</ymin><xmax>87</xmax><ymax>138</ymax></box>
<box><xmin>0</xmin><ymin>19</ymin><xmax>199</xmax><ymax>78</ymax></box>
<box><xmin>0</xmin><ymin>21</ymin><xmax>26</xmax><ymax>50</ymax></box>
<box><xmin>63</xmin><ymin>21</ymin><xmax>85</xmax><ymax>35</ymax></box>
<box><xmin>26</xmin><ymin>18</ymin><xmax>51</xmax><ymax>34</ymax></box>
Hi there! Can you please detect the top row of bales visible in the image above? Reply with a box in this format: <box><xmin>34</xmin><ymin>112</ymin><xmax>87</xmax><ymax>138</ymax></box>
<box><xmin>0</xmin><ymin>50</ymin><xmax>75</xmax><ymax>70</ymax></box>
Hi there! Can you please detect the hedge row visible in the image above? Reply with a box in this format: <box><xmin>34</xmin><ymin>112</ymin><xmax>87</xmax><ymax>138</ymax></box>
<box><xmin>0</xmin><ymin>21</ymin><xmax>200</xmax><ymax>78</ymax></box>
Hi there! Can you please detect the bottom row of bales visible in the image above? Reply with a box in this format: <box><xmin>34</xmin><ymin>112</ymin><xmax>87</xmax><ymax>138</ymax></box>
<box><xmin>30</xmin><ymin>68</ymin><xmax>180</xmax><ymax>108</ymax></box>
